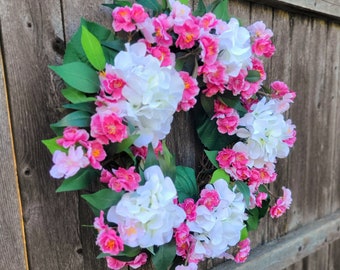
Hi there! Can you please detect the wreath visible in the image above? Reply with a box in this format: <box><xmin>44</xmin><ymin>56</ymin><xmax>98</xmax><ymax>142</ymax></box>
<box><xmin>43</xmin><ymin>0</ymin><xmax>296</xmax><ymax>269</ymax></box>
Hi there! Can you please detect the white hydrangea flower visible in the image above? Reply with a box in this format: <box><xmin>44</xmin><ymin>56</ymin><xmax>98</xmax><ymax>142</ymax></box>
<box><xmin>218</xmin><ymin>18</ymin><xmax>252</xmax><ymax>77</ymax></box>
<box><xmin>114</xmin><ymin>42</ymin><xmax>185</xmax><ymax>147</ymax></box>
<box><xmin>187</xmin><ymin>179</ymin><xmax>247</xmax><ymax>258</ymax></box>
<box><xmin>107</xmin><ymin>165</ymin><xmax>186</xmax><ymax>248</ymax></box>
<box><xmin>233</xmin><ymin>98</ymin><xmax>293</xmax><ymax>168</ymax></box>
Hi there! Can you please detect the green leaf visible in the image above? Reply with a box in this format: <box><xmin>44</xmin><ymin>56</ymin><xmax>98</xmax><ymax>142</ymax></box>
<box><xmin>81</xmin><ymin>189</ymin><xmax>123</xmax><ymax>214</ymax></box>
<box><xmin>144</xmin><ymin>144</ymin><xmax>160</xmax><ymax>169</ymax></box>
<box><xmin>246</xmin><ymin>208</ymin><xmax>259</xmax><ymax>231</ymax></box>
<box><xmin>63</xmin><ymin>102</ymin><xmax>95</xmax><ymax>113</ymax></box>
<box><xmin>56</xmin><ymin>168</ymin><xmax>98</xmax><ymax>192</ymax></box>
<box><xmin>212</xmin><ymin>0</ymin><xmax>229</xmax><ymax>22</ymax></box>
<box><xmin>81</xmin><ymin>26</ymin><xmax>106</xmax><ymax>70</ymax></box>
<box><xmin>64</xmin><ymin>19</ymin><xmax>116</xmax><ymax>64</ymax></box>
<box><xmin>136</xmin><ymin>0</ymin><xmax>162</xmax><ymax>13</ymax></box>
<box><xmin>193</xmin><ymin>0</ymin><xmax>207</xmax><ymax>16</ymax></box>
<box><xmin>115</xmin><ymin>135</ymin><xmax>139</xmax><ymax>153</ymax></box>
<box><xmin>96</xmin><ymin>253</ymin><xmax>112</xmax><ymax>259</ymax></box>
<box><xmin>102</xmin><ymin>1</ymin><xmax>132</xmax><ymax>9</ymax></box>
<box><xmin>219</xmin><ymin>94</ymin><xmax>247</xmax><ymax>117</ymax></box>
<box><xmin>245</xmin><ymin>70</ymin><xmax>261</xmax><ymax>83</ymax></box>
<box><xmin>175</xmin><ymin>58</ymin><xmax>185</xmax><ymax>72</ymax></box>
<box><xmin>49</xmin><ymin>62</ymin><xmax>99</xmax><ymax>93</ymax></box>
<box><xmin>195</xmin><ymin>111</ymin><xmax>238</xmax><ymax>150</ymax></box>
<box><xmin>101</xmin><ymin>40</ymin><xmax>125</xmax><ymax>52</ymax></box>
<box><xmin>50</xmin><ymin>111</ymin><xmax>91</xmax><ymax>128</ymax></box>
<box><xmin>120</xmin><ymin>245</ymin><xmax>141</xmax><ymax>258</ymax></box>
<box><xmin>200</xmin><ymin>95</ymin><xmax>215</xmax><ymax>117</ymax></box>
<box><xmin>235</xmin><ymin>180</ymin><xmax>250</xmax><ymax>207</ymax></box>
<box><xmin>61</xmin><ymin>88</ymin><xmax>96</xmax><ymax>104</ymax></box>
<box><xmin>152</xmin><ymin>241</ymin><xmax>176</xmax><ymax>270</ymax></box>
<box><xmin>210</xmin><ymin>169</ymin><xmax>230</xmax><ymax>184</ymax></box>
<box><xmin>204</xmin><ymin>150</ymin><xmax>219</xmax><ymax>168</ymax></box>
<box><xmin>240</xmin><ymin>227</ymin><xmax>248</xmax><ymax>241</ymax></box>
<box><xmin>175</xmin><ymin>166</ymin><xmax>199</xmax><ymax>203</ymax></box>
<box><xmin>179</xmin><ymin>0</ymin><xmax>189</xmax><ymax>5</ymax></box>
<box><xmin>42</xmin><ymin>137</ymin><xmax>65</xmax><ymax>154</ymax></box>
<box><xmin>158</xmin><ymin>141</ymin><xmax>176</xmax><ymax>180</ymax></box>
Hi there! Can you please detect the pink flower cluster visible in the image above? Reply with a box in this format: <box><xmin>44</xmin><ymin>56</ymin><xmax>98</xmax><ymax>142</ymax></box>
<box><xmin>227</xmin><ymin>58</ymin><xmax>266</xmax><ymax>99</ymax></box>
<box><xmin>234</xmin><ymin>238</ymin><xmax>251</xmax><ymax>263</ymax></box>
<box><xmin>212</xmin><ymin>100</ymin><xmax>239</xmax><ymax>135</ymax></box>
<box><xmin>216</xmin><ymin>148</ymin><xmax>250</xmax><ymax>180</ymax></box>
<box><xmin>94</xmin><ymin>211</ymin><xmax>148</xmax><ymax>270</ymax></box>
<box><xmin>248</xmin><ymin>21</ymin><xmax>276</xmax><ymax>58</ymax></box>
<box><xmin>50</xmin><ymin>127</ymin><xmax>107</xmax><ymax>178</ymax></box>
<box><xmin>100</xmin><ymin>166</ymin><xmax>141</xmax><ymax>192</ymax></box>
<box><xmin>270</xmin><ymin>187</ymin><xmax>292</xmax><ymax>218</ymax></box>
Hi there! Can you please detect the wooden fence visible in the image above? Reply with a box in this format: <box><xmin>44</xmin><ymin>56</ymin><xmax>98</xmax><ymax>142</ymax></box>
<box><xmin>1</xmin><ymin>0</ymin><xmax>339</xmax><ymax>269</ymax></box>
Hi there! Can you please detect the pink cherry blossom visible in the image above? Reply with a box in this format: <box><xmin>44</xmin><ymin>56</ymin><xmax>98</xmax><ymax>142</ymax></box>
<box><xmin>248</xmin><ymin>21</ymin><xmax>273</xmax><ymax>38</ymax></box>
<box><xmin>111</xmin><ymin>166</ymin><xmax>141</xmax><ymax>192</ymax></box>
<box><xmin>175</xmin><ymin>224</ymin><xmax>192</xmax><ymax>258</ymax></box>
<box><xmin>127</xmin><ymin>252</ymin><xmax>148</xmax><ymax>269</ymax></box>
<box><xmin>100</xmin><ymin>169</ymin><xmax>113</xmax><ymax>184</ymax></box>
<box><xmin>270</xmin><ymin>81</ymin><xmax>290</xmax><ymax>98</ymax></box>
<box><xmin>130</xmin><ymin>4</ymin><xmax>148</xmax><ymax>23</ymax></box>
<box><xmin>197</xmin><ymin>189</ymin><xmax>220</xmax><ymax>211</ymax></box>
<box><xmin>56</xmin><ymin>127</ymin><xmax>89</xmax><ymax>148</ymax></box>
<box><xmin>174</xmin><ymin>19</ymin><xmax>200</xmax><ymax>49</ymax></box>
<box><xmin>130</xmin><ymin>145</ymin><xmax>148</xmax><ymax>160</ymax></box>
<box><xmin>216</xmin><ymin>148</ymin><xmax>251</xmax><ymax>180</ymax></box>
<box><xmin>255</xmin><ymin>192</ymin><xmax>268</xmax><ymax>208</ymax></box>
<box><xmin>149</xmin><ymin>45</ymin><xmax>173</xmax><ymax>67</ymax></box>
<box><xmin>177</xmin><ymin>71</ymin><xmax>200</xmax><ymax>112</ymax></box>
<box><xmin>199</xmin><ymin>34</ymin><xmax>219</xmax><ymax>65</ymax></box>
<box><xmin>106</xmin><ymin>256</ymin><xmax>126</xmax><ymax>270</ymax></box>
<box><xmin>112</xmin><ymin>6</ymin><xmax>135</xmax><ymax>32</ymax></box>
<box><xmin>94</xmin><ymin>210</ymin><xmax>108</xmax><ymax>231</ymax></box>
<box><xmin>96</xmin><ymin>228</ymin><xmax>124</xmax><ymax>255</ymax></box>
<box><xmin>252</xmin><ymin>37</ymin><xmax>276</xmax><ymax>58</ymax></box>
<box><xmin>270</xmin><ymin>187</ymin><xmax>292</xmax><ymax>218</ymax></box>
<box><xmin>179</xmin><ymin>198</ymin><xmax>197</xmax><ymax>221</ymax></box>
<box><xmin>169</xmin><ymin>0</ymin><xmax>192</xmax><ymax>25</ymax></box>
<box><xmin>212</xmin><ymin>100</ymin><xmax>239</xmax><ymax>135</ymax></box>
<box><xmin>154</xmin><ymin>141</ymin><xmax>163</xmax><ymax>157</ymax></box>
<box><xmin>50</xmin><ymin>146</ymin><xmax>89</xmax><ymax>179</ymax></box>
<box><xmin>90</xmin><ymin>112</ymin><xmax>128</xmax><ymax>145</ymax></box>
<box><xmin>234</xmin><ymin>238</ymin><xmax>251</xmax><ymax>263</ymax></box>
<box><xmin>85</xmin><ymin>140</ymin><xmax>106</xmax><ymax>169</ymax></box>
<box><xmin>99</xmin><ymin>67</ymin><xmax>126</xmax><ymax>101</ymax></box>
<box><xmin>199</xmin><ymin>13</ymin><xmax>218</xmax><ymax>31</ymax></box>
<box><xmin>153</xmin><ymin>14</ymin><xmax>173</xmax><ymax>47</ymax></box>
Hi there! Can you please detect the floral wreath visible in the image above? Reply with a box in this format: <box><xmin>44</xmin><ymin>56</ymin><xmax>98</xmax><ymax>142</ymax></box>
<box><xmin>44</xmin><ymin>0</ymin><xmax>296</xmax><ymax>269</ymax></box>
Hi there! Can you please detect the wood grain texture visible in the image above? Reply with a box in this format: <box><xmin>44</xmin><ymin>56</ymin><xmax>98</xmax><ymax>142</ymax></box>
<box><xmin>246</xmin><ymin>0</ymin><xmax>340</xmax><ymax>21</ymax></box>
<box><xmin>0</xmin><ymin>22</ymin><xmax>28</xmax><ymax>270</ymax></box>
<box><xmin>0</xmin><ymin>0</ymin><xmax>339</xmax><ymax>269</ymax></box>
<box><xmin>0</xmin><ymin>0</ymin><xmax>84</xmax><ymax>269</ymax></box>
<box><xmin>211</xmin><ymin>210</ymin><xmax>340</xmax><ymax>270</ymax></box>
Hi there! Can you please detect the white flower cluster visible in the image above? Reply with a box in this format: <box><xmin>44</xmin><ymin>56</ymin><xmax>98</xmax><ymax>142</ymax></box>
<box><xmin>187</xmin><ymin>180</ymin><xmax>247</xmax><ymax>258</ymax></box>
<box><xmin>115</xmin><ymin>43</ymin><xmax>184</xmax><ymax>147</ymax></box>
<box><xmin>233</xmin><ymin>98</ymin><xmax>294</xmax><ymax>167</ymax></box>
<box><xmin>218</xmin><ymin>18</ymin><xmax>252</xmax><ymax>77</ymax></box>
<box><xmin>107</xmin><ymin>165</ymin><xmax>186</xmax><ymax>248</ymax></box>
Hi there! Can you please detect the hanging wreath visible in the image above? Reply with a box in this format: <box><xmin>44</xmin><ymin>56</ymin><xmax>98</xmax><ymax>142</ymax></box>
<box><xmin>43</xmin><ymin>0</ymin><xmax>296</xmax><ymax>269</ymax></box>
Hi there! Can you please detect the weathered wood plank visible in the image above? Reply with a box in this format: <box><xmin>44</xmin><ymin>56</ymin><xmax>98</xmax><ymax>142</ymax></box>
<box><xmin>0</xmin><ymin>22</ymin><xmax>28</xmax><ymax>270</ymax></box>
<box><xmin>211</xmin><ymin>210</ymin><xmax>340</xmax><ymax>270</ymax></box>
<box><xmin>246</xmin><ymin>0</ymin><xmax>340</xmax><ymax>21</ymax></box>
<box><xmin>0</xmin><ymin>0</ymin><xmax>86</xmax><ymax>269</ymax></box>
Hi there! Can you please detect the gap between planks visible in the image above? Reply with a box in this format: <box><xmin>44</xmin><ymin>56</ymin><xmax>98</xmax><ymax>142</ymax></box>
<box><xmin>212</xmin><ymin>210</ymin><xmax>340</xmax><ymax>270</ymax></box>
